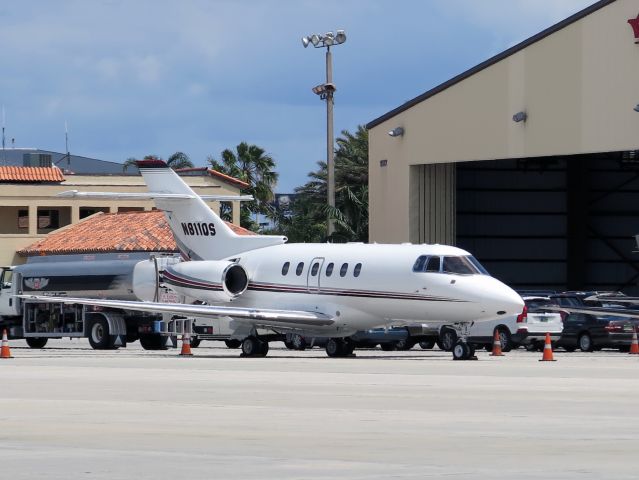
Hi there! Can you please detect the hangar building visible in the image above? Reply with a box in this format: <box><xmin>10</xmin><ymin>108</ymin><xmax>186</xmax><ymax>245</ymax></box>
<box><xmin>367</xmin><ymin>0</ymin><xmax>639</xmax><ymax>294</ymax></box>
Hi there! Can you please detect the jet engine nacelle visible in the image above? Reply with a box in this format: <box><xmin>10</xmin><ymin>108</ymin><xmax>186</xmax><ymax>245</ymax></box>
<box><xmin>160</xmin><ymin>260</ymin><xmax>248</xmax><ymax>304</ymax></box>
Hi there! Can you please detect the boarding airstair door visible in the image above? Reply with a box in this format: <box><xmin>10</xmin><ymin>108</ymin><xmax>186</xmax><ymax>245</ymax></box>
<box><xmin>307</xmin><ymin>257</ymin><xmax>324</xmax><ymax>293</ymax></box>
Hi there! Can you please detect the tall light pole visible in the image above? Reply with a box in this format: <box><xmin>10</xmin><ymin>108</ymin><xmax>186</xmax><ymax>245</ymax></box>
<box><xmin>302</xmin><ymin>30</ymin><xmax>346</xmax><ymax>238</ymax></box>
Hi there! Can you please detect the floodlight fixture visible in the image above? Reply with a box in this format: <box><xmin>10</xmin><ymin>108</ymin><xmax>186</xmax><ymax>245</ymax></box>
<box><xmin>335</xmin><ymin>30</ymin><xmax>346</xmax><ymax>44</ymax></box>
<box><xmin>634</xmin><ymin>104</ymin><xmax>639</xmax><ymax>112</ymax></box>
<box><xmin>302</xmin><ymin>36</ymin><xmax>310</xmax><ymax>48</ymax></box>
<box><xmin>512</xmin><ymin>111</ymin><xmax>527</xmax><ymax>123</ymax></box>
<box><xmin>388</xmin><ymin>127</ymin><xmax>405</xmax><ymax>137</ymax></box>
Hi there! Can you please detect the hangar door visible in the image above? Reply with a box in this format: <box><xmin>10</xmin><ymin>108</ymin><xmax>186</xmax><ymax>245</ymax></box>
<box><xmin>455</xmin><ymin>154</ymin><xmax>639</xmax><ymax>295</ymax></box>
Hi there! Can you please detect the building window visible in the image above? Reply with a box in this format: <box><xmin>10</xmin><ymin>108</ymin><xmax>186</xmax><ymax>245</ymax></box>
<box><xmin>340</xmin><ymin>263</ymin><xmax>348</xmax><ymax>277</ymax></box>
<box><xmin>17</xmin><ymin>209</ymin><xmax>28</xmax><ymax>229</ymax></box>
<box><xmin>282</xmin><ymin>262</ymin><xmax>290</xmax><ymax>275</ymax></box>
<box><xmin>38</xmin><ymin>210</ymin><xmax>59</xmax><ymax>229</ymax></box>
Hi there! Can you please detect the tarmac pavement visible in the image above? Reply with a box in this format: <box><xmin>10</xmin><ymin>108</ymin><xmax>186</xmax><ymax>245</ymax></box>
<box><xmin>1</xmin><ymin>339</ymin><xmax>638</xmax><ymax>479</ymax></box>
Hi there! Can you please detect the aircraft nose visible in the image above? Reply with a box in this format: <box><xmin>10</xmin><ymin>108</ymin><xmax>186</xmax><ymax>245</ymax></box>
<box><xmin>481</xmin><ymin>278</ymin><xmax>524</xmax><ymax>317</ymax></box>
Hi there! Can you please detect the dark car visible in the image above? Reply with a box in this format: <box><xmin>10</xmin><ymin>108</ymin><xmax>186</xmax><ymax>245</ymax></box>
<box><xmin>549</xmin><ymin>293</ymin><xmax>637</xmax><ymax>352</ymax></box>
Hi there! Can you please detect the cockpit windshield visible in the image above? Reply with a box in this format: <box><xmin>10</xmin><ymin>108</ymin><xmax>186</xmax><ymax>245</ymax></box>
<box><xmin>412</xmin><ymin>255</ymin><xmax>490</xmax><ymax>276</ymax></box>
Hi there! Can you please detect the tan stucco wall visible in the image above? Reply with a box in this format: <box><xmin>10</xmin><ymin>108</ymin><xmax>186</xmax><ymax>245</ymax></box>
<box><xmin>0</xmin><ymin>173</ymin><xmax>244</xmax><ymax>266</ymax></box>
<box><xmin>369</xmin><ymin>0</ymin><xmax>639</xmax><ymax>243</ymax></box>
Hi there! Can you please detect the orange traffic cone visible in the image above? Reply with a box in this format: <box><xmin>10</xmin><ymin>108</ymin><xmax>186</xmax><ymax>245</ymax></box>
<box><xmin>490</xmin><ymin>329</ymin><xmax>504</xmax><ymax>356</ymax></box>
<box><xmin>1</xmin><ymin>329</ymin><xmax>13</xmax><ymax>359</ymax></box>
<box><xmin>629</xmin><ymin>329</ymin><xmax>639</xmax><ymax>355</ymax></box>
<box><xmin>539</xmin><ymin>333</ymin><xmax>556</xmax><ymax>362</ymax></box>
<box><xmin>179</xmin><ymin>332</ymin><xmax>193</xmax><ymax>356</ymax></box>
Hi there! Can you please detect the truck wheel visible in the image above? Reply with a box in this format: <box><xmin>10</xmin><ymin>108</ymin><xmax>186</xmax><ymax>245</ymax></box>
<box><xmin>395</xmin><ymin>339</ymin><xmax>415</xmax><ymax>351</ymax></box>
<box><xmin>578</xmin><ymin>333</ymin><xmax>593</xmax><ymax>352</ymax></box>
<box><xmin>419</xmin><ymin>339</ymin><xmax>435</xmax><ymax>350</ymax></box>
<box><xmin>437</xmin><ymin>328</ymin><xmax>457</xmax><ymax>352</ymax></box>
<box><xmin>88</xmin><ymin>318</ymin><xmax>111</xmax><ymax>350</ymax></box>
<box><xmin>224</xmin><ymin>339</ymin><xmax>241</xmax><ymax>349</ymax></box>
<box><xmin>190</xmin><ymin>338</ymin><xmax>201</xmax><ymax>348</ymax></box>
<box><xmin>25</xmin><ymin>337</ymin><xmax>48</xmax><ymax>349</ymax></box>
<box><xmin>139</xmin><ymin>334</ymin><xmax>168</xmax><ymax>350</ymax></box>
<box><xmin>380</xmin><ymin>343</ymin><xmax>396</xmax><ymax>351</ymax></box>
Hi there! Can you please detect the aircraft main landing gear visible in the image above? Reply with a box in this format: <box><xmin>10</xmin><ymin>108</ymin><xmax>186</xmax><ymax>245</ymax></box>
<box><xmin>241</xmin><ymin>336</ymin><xmax>269</xmax><ymax>357</ymax></box>
<box><xmin>325</xmin><ymin>338</ymin><xmax>355</xmax><ymax>358</ymax></box>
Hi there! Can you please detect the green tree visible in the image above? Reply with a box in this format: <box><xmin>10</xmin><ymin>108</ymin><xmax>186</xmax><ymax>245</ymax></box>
<box><xmin>272</xmin><ymin>125</ymin><xmax>369</xmax><ymax>242</ymax></box>
<box><xmin>122</xmin><ymin>153</ymin><xmax>193</xmax><ymax>172</ymax></box>
<box><xmin>208</xmin><ymin>142</ymin><xmax>278</xmax><ymax>230</ymax></box>
<box><xmin>167</xmin><ymin>151</ymin><xmax>194</xmax><ymax>170</ymax></box>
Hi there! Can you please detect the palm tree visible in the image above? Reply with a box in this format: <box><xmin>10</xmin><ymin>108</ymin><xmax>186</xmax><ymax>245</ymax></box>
<box><xmin>271</xmin><ymin>125</ymin><xmax>369</xmax><ymax>242</ymax></box>
<box><xmin>122</xmin><ymin>157</ymin><xmax>138</xmax><ymax>172</ymax></box>
<box><xmin>167</xmin><ymin>151</ymin><xmax>193</xmax><ymax>170</ymax></box>
<box><xmin>208</xmin><ymin>142</ymin><xmax>278</xmax><ymax>229</ymax></box>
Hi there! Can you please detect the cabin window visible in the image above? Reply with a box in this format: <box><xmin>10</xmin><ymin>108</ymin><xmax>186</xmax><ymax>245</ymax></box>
<box><xmin>296</xmin><ymin>262</ymin><xmax>304</xmax><ymax>276</ymax></box>
<box><xmin>353</xmin><ymin>263</ymin><xmax>362</xmax><ymax>277</ymax></box>
<box><xmin>311</xmin><ymin>262</ymin><xmax>320</xmax><ymax>276</ymax></box>
<box><xmin>326</xmin><ymin>263</ymin><xmax>334</xmax><ymax>277</ymax></box>
<box><xmin>412</xmin><ymin>256</ymin><xmax>427</xmax><ymax>272</ymax></box>
<box><xmin>340</xmin><ymin>263</ymin><xmax>348</xmax><ymax>277</ymax></box>
<box><xmin>425</xmin><ymin>256</ymin><xmax>441</xmax><ymax>272</ymax></box>
<box><xmin>413</xmin><ymin>255</ymin><xmax>441</xmax><ymax>273</ymax></box>
<box><xmin>281</xmin><ymin>262</ymin><xmax>290</xmax><ymax>275</ymax></box>
<box><xmin>442</xmin><ymin>256</ymin><xmax>477</xmax><ymax>275</ymax></box>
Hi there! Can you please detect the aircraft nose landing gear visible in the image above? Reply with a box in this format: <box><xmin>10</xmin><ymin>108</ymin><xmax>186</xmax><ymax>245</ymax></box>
<box><xmin>450</xmin><ymin>322</ymin><xmax>478</xmax><ymax>361</ymax></box>
<box><xmin>452</xmin><ymin>340</ymin><xmax>477</xmax><ymax>361</ymax></box>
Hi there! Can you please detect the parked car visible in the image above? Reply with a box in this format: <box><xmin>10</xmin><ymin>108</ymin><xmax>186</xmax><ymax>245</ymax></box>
<box><xmin>284</xmin><ymin>324</ymin><xmax>439</xmax><ymax>352</ymax></box>
<box><xmin>548</xmin><ymin>292</ymin><xmax>638</xmax><ymax>352</ymax></box>
<box><xmin>438</xmin><ymin>296</ymin><xmax>563</xmax><ymax>352</ymax></box>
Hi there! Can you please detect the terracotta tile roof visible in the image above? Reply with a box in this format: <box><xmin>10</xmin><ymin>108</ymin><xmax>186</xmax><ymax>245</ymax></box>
<box><xmin>18</xmin><ymin>210</ymin><xmax>255</xmax><ymax>256</ymax></box>
<box><xmin>175</xmin><ymin>167</ymin><xmax>250</xmax><ymax>189</ymax></box>
<box><xmin>0</xmin><ymin>166</ymin><xmax>65</xmax><ymax>183</ymax></box>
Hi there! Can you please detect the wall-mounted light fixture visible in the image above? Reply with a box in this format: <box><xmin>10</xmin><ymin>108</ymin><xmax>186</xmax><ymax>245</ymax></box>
<box><xmin>388</xmin><ymin>127</ymin><xmax>405</xmax><ymax>137</ymax></box>
<box><xmin>380</xmin><ymin>159</ymin><xmax>388</xmax><ymax>167</ymax></box>
<box><xmin>633</xmin><ymin>104</ymin><xmax>639</xmax><ymax>112</ymax></box>
<box><xmin>512</xmin><ymin>111</ymin><xmax>527</xmax><ymax>123</ymax></box>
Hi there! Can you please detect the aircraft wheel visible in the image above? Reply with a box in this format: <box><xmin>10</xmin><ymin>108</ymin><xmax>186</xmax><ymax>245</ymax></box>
<box><xmin>326</xmin><ymin>338</ymin><xmax>348</xmax><ymax>357</ymax></box>
<box><xmin>452</xmin><ymin>340</ymin><xmax>471</xmax><ymax>360</ymax></box>
<box><xmin>241</xmin><ymin>337</ymin><xmax>260</xmax><ymax>356</ymax></box>
<box><xmin>291</xmin><ymin>334</ymin><xmax>307</xmax><ymax>351</ymax></box>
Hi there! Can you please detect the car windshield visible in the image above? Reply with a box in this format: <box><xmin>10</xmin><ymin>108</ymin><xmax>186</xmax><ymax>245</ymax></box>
<box><xmin>525</xmin><ymin>298</ymin><xmax>552</xmax><ymax>311</ymax></box>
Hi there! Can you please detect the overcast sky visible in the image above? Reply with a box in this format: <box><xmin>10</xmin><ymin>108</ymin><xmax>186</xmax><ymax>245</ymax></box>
<box><xmin>0</xmin><ymin>0</ymin><xmax>594</xmax><ymax>191</ymax></box>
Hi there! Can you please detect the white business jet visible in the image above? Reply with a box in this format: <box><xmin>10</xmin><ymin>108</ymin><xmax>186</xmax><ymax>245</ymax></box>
<box><xmin>27</xmin><ymin>159</ymin><xmax>523</xmax><ymax>359</ymax></box>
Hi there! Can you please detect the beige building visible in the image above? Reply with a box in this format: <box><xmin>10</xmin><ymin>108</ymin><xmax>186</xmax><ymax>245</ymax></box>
<box><xmin>0</xmin><ymin>166</ymin><xmax>248</xmax><ymax>266</ymax></box>
<box><xmin>367</xmin><ymin>0</ymin><xmax>639</xmax><ymax>292</ymax></box>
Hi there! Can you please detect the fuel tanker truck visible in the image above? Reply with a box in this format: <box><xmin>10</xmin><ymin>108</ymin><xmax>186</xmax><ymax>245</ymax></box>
<box><xmin>0</xmin><ymin>252</ymin><xmax>205</xmax><ymax>350</ymax></box>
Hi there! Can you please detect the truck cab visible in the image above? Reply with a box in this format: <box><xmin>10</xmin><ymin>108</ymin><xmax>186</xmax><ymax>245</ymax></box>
<box><xmin>0</xmin><ymin>266</ymin><xmax>19</xmax><ymax>317</ymax></box>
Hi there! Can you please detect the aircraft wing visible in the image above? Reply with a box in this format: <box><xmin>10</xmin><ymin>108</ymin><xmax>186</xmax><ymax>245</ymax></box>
<box><xmin>544</xmin><ymin>305</ymin><xmax>639</xmax><ymax>320</ymax></box>
<box><xmin>57</xmin><ymin>190</ymin><xmax>254</xmax><ymax>202</ymax></box>
<box><xmin>17</xmin><ymin>295</ymin><xmax>335</xmax><ymax>327</ymax></box>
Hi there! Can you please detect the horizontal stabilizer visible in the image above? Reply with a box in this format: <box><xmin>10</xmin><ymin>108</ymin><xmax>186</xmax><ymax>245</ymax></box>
<box><xmin>57</xmin><ymin>190</ymin><xmax>254</xmax><ymax>202</ymax></box>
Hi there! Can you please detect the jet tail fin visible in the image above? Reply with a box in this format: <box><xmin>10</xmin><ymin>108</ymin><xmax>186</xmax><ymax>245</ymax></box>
<box><xmin>136</xmin><ymin>159</ymin><xmax>286</xmax><ymax>260</ymax></box>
